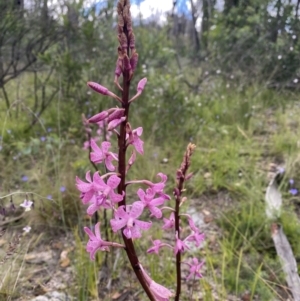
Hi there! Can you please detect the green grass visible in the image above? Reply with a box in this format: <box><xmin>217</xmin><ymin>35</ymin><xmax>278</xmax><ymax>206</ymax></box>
<box><xmin>1</xmin><ymin>71</ymin><xmax>300</xmax><ymax>300</ymax></box>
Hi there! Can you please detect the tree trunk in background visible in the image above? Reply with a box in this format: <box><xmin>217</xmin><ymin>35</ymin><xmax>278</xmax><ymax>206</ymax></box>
<box><xmin>201</xmin><ymin>0</ymin><xmax>215</xmax><ymax>50</ymax></box>
<box><xmin>190</xmin><ymin>0</ymin><xmax>200</xmax><ymax>54</ymax></box>
<box><xmin>224</xmin><ymin>0</ymin><xmax>239</xmax><ymax>14</ymax></box>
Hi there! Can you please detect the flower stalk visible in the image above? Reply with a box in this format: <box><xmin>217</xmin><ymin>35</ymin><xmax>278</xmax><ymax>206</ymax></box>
<box><xmin>174</xmin><ymin>143</ymin><xmax>196</xmax><ymax>301</ymax></box>
<box><xmin>76</xmin><ymin>1</ymin><xmax>204</xmax><ymax>300</ymax></box>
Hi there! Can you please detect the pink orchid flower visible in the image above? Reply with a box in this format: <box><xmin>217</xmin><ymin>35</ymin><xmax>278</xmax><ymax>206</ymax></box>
<box><xmin>127</xmin><ymin>127</ymin><xmax>144</xmax><ymax>155</ymax></box>
<box><xmin>76</xmin><ymin>172</ymin><xmax>124</xmax><ymax>214</ymax></box>
<box><xmin>110</xmin><ymin>202</ymin><xmax>152</xmax><ymax>239</ymax></box>
<box><xmin>184</xmin><ymin>257</ymin><xmax>204</xmax><ymax>280</ymax></box>
<box><xmin>136</xmin><ymin>188</ymin><xmax>167</xmax><ymax>218</ymax></box>
<box><xmin>143</xmin><ymin>173</ymin><xmax>171</xmax><ymax>200</ymax></box>
<box><xmin>174</xmin><ymin>231</ymin><xmax>190</xmax><ymax>255</ymax></box>
<box><xmin>162</xmin><ymin>212</ymin><xmax>175</xmax><ymax>230</ymax></box>
<box><xmin>84</xmin><ymin>222</ymin><xmax>124</xmax><ymax>260</ymax></box>
<box><xmin>147</xmin><ymin>239</ymin><xmax>172</xmax><ymax>255</ymax></box>
<box><xmin>90</xmin><ymin>140</ymin><xmax>118</xmax><ymax>171</ymax></box>
<box><xmin>186</xmin><ymin>217</ymin><xmax>205</xmax><ymax>247</ymax></box>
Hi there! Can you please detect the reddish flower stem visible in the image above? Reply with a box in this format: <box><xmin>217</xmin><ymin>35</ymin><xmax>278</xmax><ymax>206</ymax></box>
<box><xmin>174</xmin><ymin>143</ymin><xmax>196</xmax><ymax>301</ymax></box>
<box><xmin>174</xmin><ymin>184</ymin><xmax>183</xmax><ymax>301</ymax></box>
<box><xmin>117</xmin><ymin>63</ymin><xmax>156</xmax><ymax>301</ymax></box>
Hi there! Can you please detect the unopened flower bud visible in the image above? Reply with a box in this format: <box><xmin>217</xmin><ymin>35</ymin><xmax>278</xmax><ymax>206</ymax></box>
<box><xmin>125</xmin><ymin>122</ymin><xmax>132</xmax><ymax>134</ymax></box>
<box><xmin>129</xmin><ymin>32</ymin><xmax>135</xmax><ymax>49</ymax></box>
<box><xmin>130</xmin><ymin>52</ymin><xmax>138</xmax><ymax>72</ymax></box>
<box><xmin>176</xmin><ymin>169</ymin><xmax>183</xmax><ymax>180</ymax></box>
<box><xmin>173</xmin><ymin>188</ymin><xmax>180</xmax><ymax>197</ymax></box>
<box><xmin>185</xmin><ymin>172</ymin><xmax>193</xmax><ymax>181</ymax></box>
<box><xmin>179</xmin><ymin>197</ymin><xmax>187</xmax><ymax>207</ymax></box>
<box><xmin>137</xmin><ymin>78</ymin><xmax>147</xmax><ymax>93</ymax></box>
<box><xmin>108</xmin><ymin>116</ymin><xmax>126</xmax><ymax>131</ymax></box>
<box><xmin>126</xmin><ymin>150</ymin><xmax>136</xmax><ymax>173</ymax></box>
<box><xmin>108</xmin><ymin>108</ymin><xmax>125</xmax><ymax>122</ymax></box>
<box><xmin>88</xmin><ymin>111</ymin><xmax>109</xmax><ymax>123</ymax></box>
<box><xmin>88</xmin><ymin>81</ymin><xmax>122</xmax><ymax>103</ymax></box>
<box><xmin>87</xmin><ymin>82</ymin><xmax>109</xmax><ymax>95</ymax></box>
<box><xmin>128</xmin><ymin>150</ymin><xmax>136</xmax><ymax>165</ymax></box>
<box><xmin>115</xmin><ymin>58</ymin><xmax>123</xmax><ymax>77</ymax></box>
<box><xmin>123</xmin><ymin>54</ymin><xmax>131</xmax><ymax>71</ymax></box>
<box><xmin>118</xmin><ymin>33</ymin><xmax>128</xmax><ymax>50</ymax></box>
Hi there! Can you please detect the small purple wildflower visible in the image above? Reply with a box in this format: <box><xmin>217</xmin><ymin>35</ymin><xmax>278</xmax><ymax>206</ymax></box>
<box><xmin>40</xmin><ymin>136</ymin><xmax>46</xmax><ymax>142</ymax></box>
<box><xmin>60</xmin><ymin>186</ymin><xmax>66</xmax><ymax>192</ymax></box>
<box><xmin>21</xmin><ymin>175</ymin><xmax>28</xmax><ymax>182</ymax></box>
<box><xmin>289</xmin><ymin>179</ymin><xmax>294</xmax><ymax>185</ymax></box>
<box><xmin>289</xmin><ymin>188</ymin><xmax>298</xmax><ymax>196</ymax></box>
<box><xmin>47</xmin><ymin>195</ymin><xmax>53</xmax><ymax>200</ymax></box>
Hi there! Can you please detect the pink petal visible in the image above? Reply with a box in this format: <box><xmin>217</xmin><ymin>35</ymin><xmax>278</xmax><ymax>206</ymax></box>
<box><xmin>101</xmin><ymin>141</ymin><xmax>111</xmax><ymax>153</ymax></box>
<box><xmin>84</xmin><ymin>227</ymin><xmax>96</xmax><ymax>240</ymax></box>
<box><xmin>114</xmin><ymin>206</ymin><xmax>128</xmax><ymax>219</ymax></box>
<box><xmin>87</xmin><ymin>202</ymin><xmax>100</xmax><ymax>216</ymax></box>
<box><xmin>105</xmin><ymin>156</ymin><xmax>116</xmax><ymax>171</ymax></box>
<box><xmin>135</xmin><ymin>127</ymin><xmax>143</xmax><ymax>136</ymax></box>
<box><xmin>133</xmin><ymin>137</ymin><xmax>144</xmax><ymax>155</ymax></box>
<box><xmin>123</xmin><ymin>227</ymin><xmax>136</xmax><ymax>239</ymax></box>
<box><xmin>157</xmin><ymin>173</ymin><xmax>167</xmax><ymax>184</ymax></box>
<box><xmin>149</xmin><ymin>206</ymin><xmax>162</xmax><ymax>219</ymax></box>
<box><xmin>94</xmin><ymin>222</ymin><xmax>101</xmax><ymax>239</ymax></box>
<box><xmin>130</xmin><ymin>226</ymin><xmax>143</xmax><ymax>239</ymax></box>
<box><xmin>110</xmin><ymin>218</ymin><xmax>127</xmax><ymax>232</ymax></box>
<box><xmin>86</xmin><ymin>171</ymin><xmax>92</xmax><ymax>182</ymax></box>
<box><xmin>137</xmin><ymin>188</ymin><xmax>146</xmax><ymax>201</ymax></box>
<box><xmin>90</xmin><ymin>140</ymin><xmax>104</xmax><ymax>163</ymax></box>
<box><xmin>129</xmin><ymin>201</ymin><xmax>144</xmax><ymax>219</ymax></box>
<box><xmin>109</xmin><ymin>190</ymin><xmax>124</xmax><ymax>204</ymax></box>
<box><xmin>135</xmin><ymin>220</ymin><xmax>152</xmax><ymax>230</ymax></box>
<box><xmin>81</xmin><ymin>191</ymin><xmax>95</xmax><ymax>204</ymax></box>
<box><xmin>107</xmin><ymin>175</ymin><xmax>121</xmax><ymax>189</ymax></box>
<box><xmin>150</xmin><ymin>197</ymin><xmax>166</xmax><ymax>207</ymax></box>
<box><xmin>93</xmin><ymin>172</ymin><xmax>106</xmax><ymax>188</ymax></box>
<box><xmin>76</xmin><ymin>177</ymin><xmax>92</xmax><ymax>193</ymax></box>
